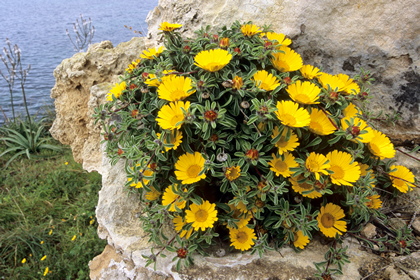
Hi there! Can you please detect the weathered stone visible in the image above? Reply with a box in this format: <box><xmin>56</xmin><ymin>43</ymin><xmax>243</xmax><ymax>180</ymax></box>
<box><xmin>361</xmin><ymin>223</ymin><xmax>377</xmax><ymax>239</ymax></box>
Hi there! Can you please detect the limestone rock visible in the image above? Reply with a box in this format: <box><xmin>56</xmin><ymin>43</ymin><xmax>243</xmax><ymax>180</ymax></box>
<box><xmin>50</xmin><ymin>37</ymin><xmax>150</xmax><ymax>171</ymax></box>
<box><xmin>147</xmin><ymin>0</ymin><xmax>420</xmax><ymax>144</ymax></box>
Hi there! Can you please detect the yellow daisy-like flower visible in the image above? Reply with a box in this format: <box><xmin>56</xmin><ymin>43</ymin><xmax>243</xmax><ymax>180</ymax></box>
<box><xmin>157</xmin><ymin>130</ymin><xmax>183</xmax><ymax>152</ymax></box>
<box><xmin>145</xmin><ymin>70</ymin><xmax>176</xmax><ymax>87</ymax></box>
<box><xmin>252</xmin><ymin>70</ymin><xmax>281</xmax><ymax>91</ymax></box>
<box><xmin>43</xmin><ymin>267</ymin><xmax>49</xmax><ymax>276</ymax></box>
<box><xmin>158</xmin><ymin>22</ymin><xmax>182</xmax><ymax>31</ymax></box>
<box><xmin>156</xmin><ymin>101</ymin><xmax>190</xmax><ymax>130</ymax></box>
<box><xmin>262</xmin><ymin>32</ymin><xmax>292</xmax><ymax>46</ymax></box>
<box><xmin>289</xmin><ymin>175</ymin><xmax>322</xmax><ymax>199</ymax></box>
<box><xmin>173</xmin><ymin>215</ymin><xmax>193</xmax><ymax>239</ymax></box>
<box><xmin>140</xmin><ymin>46</ymin><xmax>165</xmax><ymax>59</ymax></box>
<box><xmin>175</xmin><ymin>152</ymin><xmax>206</xmax><ymax>184</ymax></box>
<box><xmin>240</xmin><ymin>23</ymin><xmax>262</xmax><ymax>36</ymax></box>
<box><xmin>305</xmin><ymin>152</ymin><xmax>330</xmax><ymax>180</ymax></box>
<box><xmin>365</xmin><ymin>194</ymin><xmax>382</xmax><ymax>209</ymax></box>
<box><xmin>309</xmin><ymin>108</ymin><xmax>337</xmax><ymax>135</ymax></box>
<box><xmin>317</xmin><ymin>203</ymin><xmax>347</xmax><ymax>238</ymax></box>
<box><xmin>229</xmin><ymin>226</ymin><xmax>257</xmax><ymax>251</ymax></box>
<box><xmin>128</xmin><ymin>165</ymin><xmax>154</xmax><ymax>188</ymax></box>
<box><xmin>162</xmin><ymin>184</ymin><xmax>186</xmax><ymax>211</ymax></box>
<box><xmin>145</xmin><ymin>187</ymin><xmax>161</xmax><ymax>201</ymax></box>
<box><xmin>194</xmin><ymin>49</ymin><xmax>232</xmax><ymax>72</ymax></box>
<box><xmin>286</xmin><ymin>80</ymin><xmax>321</xmax><ymax>104</ymax></box>
<box><xmin>300</xmin><ymin>64</ymin><xmax>321</xmax><ymax>79</ymax></box>
<box><xmin>225</xmin><ymin>166</ymin><xmax>241</xmax><ymax>181</ymax></box>
<box><xmin>317</xmin><ymin>73</ymin><xmax>345</xmax><ymax>92</ymax></box>
<box><xmin>232</xmin><ymin>75</ymin><xmax>243</xmax><ymax>90</ymax></box>
<box><xmin>268</xmin><ymin>152</ymin><xmax>298</xmax><ymax>177</ymax></box>
<box><xmin>389</xmin><ymin>165</ymin><xmax>416</xmax><ymax>193</ymax></box>
<box><xmin>157</xmin><ymin>75</ymin><xmax>196</xmax><ymax>101</ymax></box>
<box><xmin>343</xmin><ymin>103</ymin><xmax>362</xmax><ymax>118</ymax></box>
<box><xmin>185</xmin><ymin>200</ymin><xmax>218</xmax><ymax>231</ymax></box>
<box><xmin>271</xmin><ymin>46</ymin><xmax>303</xmax><ymax>72</ymax></box>
<box><xmin>341</xmin><ymin>117</ymin><xmax>375</xmax><ymax>143</ymax></box>
<box><xmin>358</xmin><ymin>163</ymin><xmax>376</xmax><ymax>188</ymax></box>
<box><xmin>293</xmin><ymin>230</ymin><xmax>310</xmax><ymax>249</ymax></box>
<box><xmin>271</xmin><ymin>126</ymin><xmax>300</xmax><ymax>155</ymax></box>
<box><xmin>227</xmin><ymin>204</ymin><xmax>252</xmax><ymax>229</ymax></box>
<box><xmin>125</xmin><ymin>59</ymin><xmax>141</xmax><ymax>73</ymax></box>
<box><xmin>275</xmin><ymin>100</ymin><xmax>311</xmax><ymax>128</ymax></box>
<box><xmin>367</xmin><ymin>130</ymin><xmax>396</xmax><ymax>159</ymax></box>
<box><xmin>326</xmin><ymin>150</ymin><xmax>361</xmax><ymax>186</ymax></box>
<box><xmin>106</xmin><ymin>81</ymin><xmax>126</xmax><ymax>101</ymax></box>
<box><xmin>336</xmin><ymin>73</ymin><xmax>360</xmax><ymax>95</ymax></box>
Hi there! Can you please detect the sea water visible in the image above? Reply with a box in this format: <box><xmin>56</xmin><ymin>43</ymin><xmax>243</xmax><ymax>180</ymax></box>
<box><xmin>0</xmin><ymin>0</ymin><xmax>158</xmax><ymax>123</ymax></box>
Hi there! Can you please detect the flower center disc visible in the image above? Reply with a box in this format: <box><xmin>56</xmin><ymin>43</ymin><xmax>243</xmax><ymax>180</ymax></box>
<box><xmin>281</xmin><ymin>114</ymin><xmax>296</xmax><ymax>126</ymax></box>
<box><xmin>195</xmin><ymin>209</ymin><xmax>208</xmax><ymax>222</ymax></box>
<box><xmin>307</xmin><ymin>160</ymin><xmax>320</xmax><ymax>172</ymax></box>
<box><xmin>321</xmin><ymin>213</ymin><xmax>335</xmax><ymax>228</ymax></box>
<box><xmin>331</xmin><ymin>165</ymin><xmax>344</xmax><ymax>179</ymax></box>
<box><xmin>187</xmin><ymin>164</ymin><xmax>201</xmax><ymax>178</ymax></box>
<box><xmin>277</xmin><ymin>137</ymin><xmax>288</xmax><ymax>148</ymax></box>
<box><xmin>171</xmin><ymin>90</ymin><xmax>186</xmax><ymax>100</ymax></box>
<box><xmin>274</xmin><ymin>161</ymin><xmax>287</xmax><ymax>172</ymax></box>
<box><xmin>236</xmin><ymin>231</ymin><xmax>248</xmax><ymax>243</ymax></box>
<box><xmin>170</xmin><ymin>114</ymin><xmax>183</xmax><ymax>126</ymax></box>
<box><xmin>296</xmin><ymin>94</ymin><xmax>311</xmax><ymax>103</ymax></box>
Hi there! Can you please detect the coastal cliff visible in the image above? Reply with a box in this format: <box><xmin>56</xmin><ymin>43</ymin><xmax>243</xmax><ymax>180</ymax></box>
<box><xmin>50</xmin><ymin>0</ymin><xmax>420</xmax><ymax>279</ymax></box>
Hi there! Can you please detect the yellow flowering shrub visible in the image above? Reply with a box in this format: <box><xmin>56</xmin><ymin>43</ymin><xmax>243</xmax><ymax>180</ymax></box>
<box><xmin>95</xmin><ymin>21</ymin><xmax>418</xmax><ymax>270</ymax></box>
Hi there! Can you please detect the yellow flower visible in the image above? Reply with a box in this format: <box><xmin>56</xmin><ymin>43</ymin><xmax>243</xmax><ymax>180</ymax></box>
<box><xmin>140</xmin><ymin>46</ymin><xmax>165</xmax><ymax>59</ymax></box>
<box><xmin>240</xmin><ymin>23</ymin><xmax>262</xmax><ymax>36</ymax></box>
<box><xmin>219</xmin><ymin>37</ymin><xmax>230</xmax><ymax>48</ymax></box>
<box><xmin>40</xmin><ymin>255</ymin><xmax>47</xmax><ymax>261</ymax></box>
<box><xmin>229</xmin><ymin>226</ymin><xmax>256</xmax><ymax>251</ymax></box>
<box><xmin>232</xmin><ymin>76</ymin><xmax>243</xmax><ymax>90</ymax></box>
<box><xmin>275</xmin><ymin>100</ymin><xmax>311</xmax><ymax>128</ymax></box>
<box><xmin>367</xmin><ymin>130</ymin><xmax>395</xmax><ymax>159</ymax></box>
<box><xmin>64</xmin><ymin>161</ymin><xmax>69</xmax><ymax>165</ymax></box>
<box><xmin>300</xmin><ymin>64</ymin><xmax>321</xmax><ymax>79</ymax></box>
<box><xmin>341</xmin><ymin>117</ymin><xmax>375</xmax><ymax>143</ymax></box>
<box><xmin>365</xmin><ymin>194</ymin><xmax>382</xmax><ymax>209</ymax></box>
<box><xmin>343</xmin><ymin>103</ymin><xmax>362</xmax><ymax>118</ymax></box>
<box><xmin>157</xmin><ymin>75</ymin><xmax>196</xmax><ymax>101</ymax></box>
<box><xmin>106</xmin><ymin>81</ymin><xmax>126</xmax><ymax>101</ymax></box>
<box><xmin>326</xmin><ymin>150</ymin><xmax>360</xmax><ymax>186</ymax></box>
<box><xmin>336</xmin><ymin>73</ymin><xmax>360</xmax><ymax>95</ymax></box>
<box><xmin>43</xmin><ymin>267</ymin><xmax>49</xmax><ymax>276</ymax></box>
<box><xmin>128</xmin><ymin>165</ymin><xmax>154</xmax><ymax>188</ymax></box>
<box><xmin>158</xmin><ymin>22</ymin><xmax>182</xmax><ymax>31</ymax></box>
<box><xmin>175</xmin><ymin>152</ymin><xmax>206</xmax><ymax>184</ymax></box>
<box><xmin>268</xmin><ymin>152</ymin><xmax>298</xmax><ymax>177</ymax></box>
<box><xmin>305</xmin><ymin>152</ymin><xmax>330</xmax><ymax>180</ymax></box>
<box><xmin>21</xmin><ymin>258</ymin><xmax>27</xmax><ymax>264</ymax></box>
<box><xmin>157</xmin><ymin>130</ymin><xmax>183</xmax><ymax>152</ymax></box>
<box><xmin>271</xmin><ymin>126</ymin><xmax>300</xmax><ymax>155</ymax></box>
<box><xmin>162</xmin><ymin>184</ymin><xmax>186</xmax><ymax>211</ymax></box>
<box><xmin>125</xmin><ymin>59</ymin><xmax>141</xmax><ymax>73</ymax></box>
<box><xmin>389</xmin><ymin>165</ymin><xmax>416</xmax><ymax>193</ymax></box>
<box><xmin>48</xmin><ymin>229</ymin><xmax>53</xmax><ymax>235</ymax></box>
<box><xmin>293</xmin><ymin>230</ymin><xmax>310</xmax><ymax>249</ymax></box>
<box><xmin>271</xmin><ymin>46</ymin><xmax>303</xmax><ymax>72</ymax></box>
<box><xmin>262</xmin><ymin>32</ymin><xmax>292</xmax><ymax>46</ymax></box>
<box><xmin>317</xmin><ymin>73</ymin><xmax>345</xmax><ymax>92</ymax></box>
<box><xmin>173</xmin><ymin>215</ymin><xmax>193</xmax><ymax>239</ymax></box>
<box><xmin>156</xmin><ymin>101</ymin><xmax>190</xmax><ymax>130</ymax></box>
<box><xmin>252</xmin><ymin>70</ymin><xmax>281</xmax><ymax>91</ymax></box>
<box><xmin>309</xmin><ymin>108</ymin><xmax>337</xmax><ymax>135</ymax></box>
<box><xmin>40</xmin><ymin>240</ymin><xmax>44</xmax><ymax>244</ymax></box>
<box><xmin>225</xmin><ymin>166</ymin><xmax>241</xmax><ymax>181</ymax></box>
<box><xmin>145</xmin><ymin>187</ymin><xmax>161</xmax><ymax>201</ymax></box>
<box><xmin>194</xmin><ymin>49</ymin><xmax>232</xmax><ymax>72</ymax></box>
<box><xmin>286</xmin><ymin>80</ymin><xmax>321</xmax><ymax>104</ymax></box>
<box><xmin>185</xmin><ymin>200</ymin><xmax>218</xmax><ymax>231</ymax></box>
<box><xmin>71</xmin><ymin>235</ymin><xmax>77</xmax><ymax>241</ymax></box>
<box><xmin>145</xmin><ymin>70</ymin><xmax>176</xmax><ymax>87</ymax></box>
<box><xmin>317</xmin><ymin>203</ymin><xmax>347</xmax><ymax>238</ymax></box>
<box><xmin>289</xmin><ymin>175</ymin><xmax>322</xmax><ymax>199</ymax></box>
<box><xmin>226</xmin><ymin>203</ymin><xmax>252</xmax><ymax>229</ymax></box>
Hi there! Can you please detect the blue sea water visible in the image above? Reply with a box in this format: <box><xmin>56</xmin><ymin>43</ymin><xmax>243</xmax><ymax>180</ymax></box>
<box><xmin>0</xmin><ymin>0</ymin><xmax>158</xmax><ymax>123</ymax></box>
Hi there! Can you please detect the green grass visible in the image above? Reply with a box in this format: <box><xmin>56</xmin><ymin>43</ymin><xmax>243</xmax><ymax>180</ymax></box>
<box><xmin>0</xmin><ymin>143</ymin><xmax>106</xmax><ymax>279</ymax></box>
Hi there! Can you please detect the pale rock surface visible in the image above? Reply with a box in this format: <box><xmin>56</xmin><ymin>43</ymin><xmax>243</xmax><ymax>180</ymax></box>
<box><xmin>48</xmin><ymin>0</ymin><xmax>420</xmax><ymax>279</ymax></box>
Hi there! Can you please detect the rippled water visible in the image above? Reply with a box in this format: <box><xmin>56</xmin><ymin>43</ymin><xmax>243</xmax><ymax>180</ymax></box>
<box><xmin>0</xmin><ymin>0</ymin><xmax>158</xmax><ymax>123</ymax></box>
